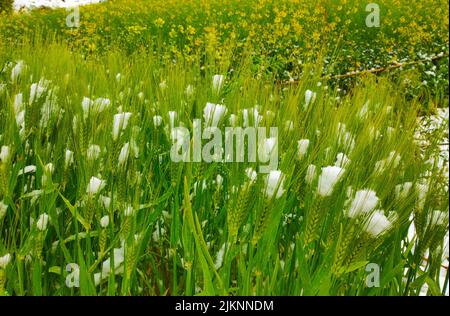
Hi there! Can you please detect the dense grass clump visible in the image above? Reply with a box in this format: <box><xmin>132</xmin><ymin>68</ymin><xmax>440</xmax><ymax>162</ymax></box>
<box><xmin>0</xmin><ymin>43</ymin><xmax>448</xmax><ymax>295</ymax></box>
<box><xmin>0</xmin><ymin>0</ymin><xmax>13</xmax><ymax>14</ymax></box>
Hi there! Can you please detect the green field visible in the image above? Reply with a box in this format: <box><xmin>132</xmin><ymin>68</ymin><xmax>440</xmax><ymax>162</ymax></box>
<box><xmin>0</xmin><ymin>0</ymin><xmax>448</xmax><ymax>296</ymax></box>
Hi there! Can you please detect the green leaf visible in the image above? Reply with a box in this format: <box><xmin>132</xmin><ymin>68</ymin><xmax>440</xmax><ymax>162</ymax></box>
<box><xmin>339</xmin><ymin>261</ymin><xmax>369</xmax><ymax>274</ymax></box>
<box><xmin>424</xmin><ymin>276</ymin><xmax>442</xmax><ymax>296</ymax></box>
<box><xmin>58</xmin><ymin>191</ymin><xmax>90</xmax><ymax>231</ymax></box>
<box><xmin>32</xmin><ymin>260</ymin><xmax>42</xmax><ymax>296</ymax></box>
<box><xmin>48</xmin><ymin>266</ymin><xmax>62</xmax><ymax>275</ymax></box>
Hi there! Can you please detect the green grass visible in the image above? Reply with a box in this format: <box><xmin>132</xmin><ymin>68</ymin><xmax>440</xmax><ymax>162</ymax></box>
<box><xmin>0</xmin><ymin>0</ymin><xmax>13</xmax><ymax>14</ymax></box>
<box><xmin>0</xmin><ymin>41</ymin><xmax>448</xmax><ymax>296</ymax></box>
<box><xmin>1</xmin><ymin>0</ymin><xmax>449</xmax><ymax>101</ymax></box>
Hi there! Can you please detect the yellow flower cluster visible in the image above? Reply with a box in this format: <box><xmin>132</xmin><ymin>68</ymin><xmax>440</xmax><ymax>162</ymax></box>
<box><xmin>0</xmin><ymin>0</ymin><xmax>448</xmax><ymax>78</ymax></box>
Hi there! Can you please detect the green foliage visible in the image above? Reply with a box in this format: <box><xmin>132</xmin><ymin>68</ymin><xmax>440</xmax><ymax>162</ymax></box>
<box><xmin>0</xmin><ymin>0</ymin><xmax>13</xmax><ymax>14</ymax></box>
<box><xmin>0</xmin><ymin>42</ymin><xmax>448</xmax><ymax>295</ymax></box>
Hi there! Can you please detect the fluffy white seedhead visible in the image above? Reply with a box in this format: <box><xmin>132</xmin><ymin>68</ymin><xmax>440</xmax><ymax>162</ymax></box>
<box><xmin>203</xmin><ymin>102</ymin><xmax>227</xmax><ymax>127</ymax></box>
<box><xmin>18</xmin><ymin>165</ymin><xmax>36</xmax><ymax>176</ymax></box>
<box><xmin>285</xmin><ymin>120</ymin><xmax>294</xmax><ymax>132</ymax></box>
<box><xmin>153</xmin><ymin>115</ymin><xmax>163</xmax><ymax>127</ymax></box>
<box><xmin>168</xmin><ymin>111</ymin><xmax>177</xmax><ymax>129</ymax></box>
<box><xmin>0</xmin><ymin>146</ymin><xmax>11</xmax><ymax>163</ymax></box>
<box><xmin>11</xmin><ymin>60</ymin><xmax>25</xmax><ymax>82</ymax></box>
<box><xmin>258</xmin><ymin>137</ymin><xmax>277</xmax><ymax>163</ymax></box>
<box><xmin>100</xmin><ymin>215</ymin><xmax>110</xmax><ymax>228</ymax></box>
<box><xmin>215</xmin><ymin>174</ymin><xmax>224</xmax><ymax>187</ymax></box>
<box><xmin>335</xmin><ymin>152</ymin><xmax>351</xmax><ymax>168</ymax></box>
<box><xmin>297</xmin><ymin>139</ymin><xmax>310</xmax><ymax>159</ymax></box>
<box><xmin>0</xmin><ymin>253</ymin><xmax>11</xmax><ymax>269</ymax></box>
<box><xmin>212</xmin><ymin>74</ymin><xmax>225</xmax><ymax>93</ymax></box>
<box><xmin>365</xmin><ymin>210</ymin><xmax>392</xmax><ymax>237</ymax></box>
<box><xmin>214</xmin><ymin>243</ymin><xmax>227</xmax><ymax>269</ymax></box>
<box><xmin>87</xmin><ymin>176</ymin><xmax>106</xmax><ymax>195</ymax></box>
<box><xmin>185</xmin><ymin>84</ymin><xmax>194</xmax><ymax>97</ymax></box>
<box><xmin>44</xmin><ymin>163</ymin><xmax>54</xmax><ymax>174</ymax></box>
<box><xmin>124</xmin><ymin>205</ymin><xmax>135</xmax><ymax>217</ymax></box>
<box><xmin>159</xmin><ymin>80</ymin><xmax>168</xmax><ymax>90</ymax></box>
<box><xmin>86</xmin><ymin>144</ymin><xmax>101</xmax><ymax>161</ymax></box>
<box><xmin>317</xmin><ymin>166</ymin><xmax>344</xmax><ymax>197</ymax></box>
<box><xmin>36</xmin><ymin>213</ymin><xmax>50</xmax><ymax>231</ymax></box>
<box><xmin>375</xmin><ymin>151</ymin><xmax>401</xmax><ymax>174</ymax></box>
<box><xmin>347</xmin><ymin>189</ymin><xmax>379</xmax><ymax>218</ymax></box>
<box><xmin>101</xmin><ymin>196</ymin><xmax>111</xmax><ymax>209</ymax></box>
<box><xmin>0</xmin><ymin>200</ymin><xmax>7</xmax><ymax>219</ymax></box>
<box><xmin>305</xmin><ymin>89</ymin><xmax>317</xmax><ymax>108</ymax></box>
<box><xmin>229</xmin><ymin>114</ymin><xmax>238</xmax><ymax>127</ymax></box>
<box><xmin>245</xmin><ymin>167</ymin><xmax>257</xmax><ymax>183</ymax></box>
<box><xmin>305</xmin><ymin>164</ymin><xmax>316</xmax><ymax>185</ymax></box>
<box><xmin>415</xmin><ymin>181</ymin><xmax>430</xmax><ymax>210</ymax></box>
<box><xmin>65</xmin><ymin>149</ymin><xmax>74</xmax><ymax>168</ymax></box>
<box><xmin>112</xmin><ymin>112</ymin><xmax>132</xmax><ymax>141</ymax></box>
<box><xmin>395</xmin><ymin>182</ymin><xmax>413</xmax><ymax>200</ymax></box>
<box><xmin>265</xmin><ymin>170</ymin><xmax>285</xmax><ymax>199</ymax></box>
<box><xmin>82</xmin><ymin>97</ymin><xmax>111</xmax><ymax>118</ymax></box>
<box><xmin>118</xmin><ymin>142</ymin><xmax>130</xmax><ymax>167</ymax></box>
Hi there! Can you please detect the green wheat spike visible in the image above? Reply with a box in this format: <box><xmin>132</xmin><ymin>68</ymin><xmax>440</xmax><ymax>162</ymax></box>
<box><xmin>118</xmin><ymin>171</ymin><xmax>126</xmax><ymax>203</ymax></box>
<box><xmin>303</xmin><ymin>196</ymin><xmax>322</xmax><ymax>246</ymax></box>
<box><xmin>195</xmin><ymin>162</ymin><xmax>205</xmax><ymax>181</ymax></box>
<box><xmin>0</xmin><ymin>163</ymin><xmax>7</xmax><ymax>197</ymax></box>
<box><xmin>332</xmin><ymin>222</ymin><xmax>356</xmax><ymax>273</ymax></box>
<box><xmin>428</xmin><ymin>225</ymin><xmax>447</xmax><ymax>254</ymax></box>
<box><xmin>34</xmin><ymin>232</ymin><xmax>44</xmax><ymax>260</ymax></box>
<box><xmin>79</xmin><ymin>120</ymin><xmax>85</xmax><ymax>156</ymax></box>
<box><xmin>228</xmin><ymin>184</ymin><xmax>250</xmax><ymax>239</ymax></box>
<box><xmin>121</xmin><ymin>216</ymin><xmax>131</xmax><ymax>241</ymax></box>
<box><xmin>24</xmin><ymin>104</ymin><xmax>32</xmax><ymax>136</ymax></box>
<box><xmin>99</xmin><ymin>229</ymin><xmax>107</xmax><ymax>255</ymax></box>
<box><xmin>252</xmin><ymin>204</ymin><xmax>271</xmax><ymax>245</ymax></box>
<box><xmin>0</xmin><ymin>269</ymin><xmax>8</xmax><ymax>296</ymax></box>
<box><xmin>0</xmin><ymin>269</ymin><xmax>5</xmax><ymax>291</ymax></box>
<box><xmin>213</xmin><ymin>187</ymin><xmax>221</xmax><ymax>212</ymax></box>
<box><xmin>85</xmin><ymin>197</ymin><xmax>95</xmax><ymax>229</ymax></box>
<box><xmin>413</xmin><ymin>208</ymin><xmax>425</xmax><ymax>240</ymax></box>
<box><xmin>126</xmin><ymin>243</ymin><xmax>137</xmax><ymax>278</ymax></box>
<box><xmin>344</xmin><ymin>234</ymin><xmax>368</xmax><ymax>268</ymax></box>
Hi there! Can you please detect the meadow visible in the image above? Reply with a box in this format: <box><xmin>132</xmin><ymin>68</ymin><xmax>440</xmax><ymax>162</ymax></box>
<box><xmin>0</xmin><ymin>0</ymin><xmax>448</xmax><ymax>296</ymax></box>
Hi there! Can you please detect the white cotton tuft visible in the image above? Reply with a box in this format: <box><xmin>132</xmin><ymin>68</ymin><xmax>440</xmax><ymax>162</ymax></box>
<box><xmin>335</xmin><ymin>152</ymin><xmax>351</xmax><ymax>168</ymax></box>
<box><xmin>0</xmin><ymin>146</ymin><xmax>11</xmax><ymax>163</ymax></box>
<box><xmin>100</xmin><ymin>215</ymin><xmax>110</xmax><ymax>228</ymax></box>
<box><xmin>112</xmin><ymin>112</ymin><xmax>132</xmax><ymax>141</ymax></box>
<box><xmin>212</xmin><ymin>74</ymin><xmax>225</xmax><ymax>93</ymax></box>
<box><xmin>87</xmin><ymin>176</ymin><xmax>106</xmax><ymax>195</ymax></box>
<box><xmin>297</xmin><ymin>139</ymin><xmax>310</xmax><ymax>159</ymax></box>
<box><xmin>214</xmin><ymin>243</ymin><xmax>227</xmax><ymax>269</ymax></box>
<box><xmin>347</xmin><ymin>189</ymin><xmax>379</xmax><ymax>218</ymax></box>
<box><xmin>304</xmin><ymin>89</ymin><xmax>317</xmax><ymax>108</ymax></box>
<box><xmin>153</xmin><ymin>115</ymin><xmax>163</xmax><ymax>127</ymax></box>
<box><xmin>245</xmin><ymin>167</ymin><xmax>257</xmax><ymax>183</ymax></box>
<box><xmin>395</xmin><ymin>182</ymin><xmax>413</xmax><ymax>200</ymax></box>
<box><xmin>203</xmin><ymin>102</ymin><xmax>227</xmax><ymax>127</ymax></box>
<box><xmin>305</xmin><ymin>164</ymin><xmax>316</xmax><ymax>185</ymax></box>
<box><xmin>265</xmin><ymin>170</ymin><xmax>285</xmax><ymax>199</ymax></box>
<box><xmin>317</xmin><ymin>166</ymin><xmax>344</xmax><ymax>197</ymax></box>
<box><xmin>36</xmin><ymin>213</ymin><xmax>50</xmax><ymax>231</ymax></box>
<box><xmin>0</xmin><ymin>253</ymin><xmax>12</xmax><ymax>269</ymax></box>
<box><xmin>365</xmin><ymin>210</ymin><xmax>392</xmax><ymax>237</ymax></box>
